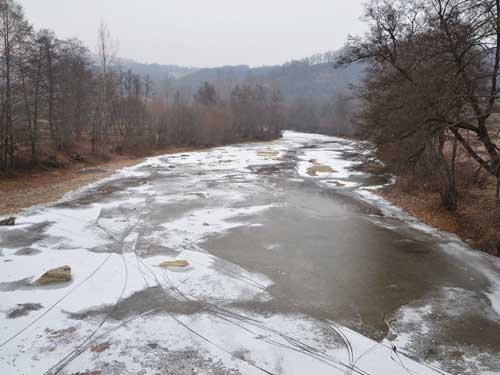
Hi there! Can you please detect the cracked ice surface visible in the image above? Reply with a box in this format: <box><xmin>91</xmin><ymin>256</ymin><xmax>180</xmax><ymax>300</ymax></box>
<box><xmin>1</xmin><ymin>131</ymin><xmax>498</xmax><ymax>374</ymax></box>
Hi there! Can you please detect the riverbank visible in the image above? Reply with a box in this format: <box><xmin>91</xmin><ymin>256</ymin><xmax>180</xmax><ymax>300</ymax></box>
<box><xmin>0</xmin><ymin>146</ymin><xmax>202</xmax><ymax>216</ymax></box>
<box><xmin>377</xmin><ymin>175</ymin><xmax>500</xmax><ymax>256</ymax></box>
<box><xmin>4</xmin><ymin>131</ymin><xmax>496</xmax><ymax>375</ymax></box>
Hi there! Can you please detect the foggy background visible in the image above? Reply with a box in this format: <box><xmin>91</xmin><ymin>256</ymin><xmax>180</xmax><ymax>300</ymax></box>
<box><xmin>18</xmin><ymin>0</ymin><xmax>365</xmax><ymax>67</ymax></box>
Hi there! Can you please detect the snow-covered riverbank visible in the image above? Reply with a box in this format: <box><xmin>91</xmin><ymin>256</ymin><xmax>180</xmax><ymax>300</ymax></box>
<box><xmin>1</xmin><ymin>131</ymin><xmax>499</xmax><ymax>374</ymax></box>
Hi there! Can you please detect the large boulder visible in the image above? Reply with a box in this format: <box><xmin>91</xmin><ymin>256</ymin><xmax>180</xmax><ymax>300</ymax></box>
<box><xmin>37</xmin><ymin>265</ymin><xmax>72</xmax><ymax>285</ymax></box>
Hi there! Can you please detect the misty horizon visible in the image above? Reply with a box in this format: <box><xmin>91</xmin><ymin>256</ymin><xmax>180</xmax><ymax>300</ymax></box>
<box><xmin>18</xmin><ymin>0</ymin><xmax>366</xmax><ymax>67</ymax></box>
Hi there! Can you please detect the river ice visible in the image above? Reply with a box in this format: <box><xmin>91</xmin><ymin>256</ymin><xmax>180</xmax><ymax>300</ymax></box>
<box><xmin>1</xmin><ymin>131</ymin><xmax>499</xmax><ymax>374</ymax></box>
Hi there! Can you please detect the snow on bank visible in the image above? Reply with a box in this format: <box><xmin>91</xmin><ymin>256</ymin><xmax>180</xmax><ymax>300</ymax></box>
<box><xmin>24</xmin><ymin>309</ymin><xmax>451</xmax><ymax>375</ymax></box>
<box><xmin>0</xmin><ymin>131</ymin><xmax>475</xmax><ymax>374</ymax></box>
<box><xmin>384</xmin><ymin>286</ymin><xmax>500</xmax><ymax>375</ymax></box>
<box><xmin>0</xmin><ymin>137</ymin><xmax>292</xmax><ymax>374</ymax></box>
<box><xmin>297</xmin><ymin>148</ymin><xmax>361</xmax><ymax>179</ymax></box>
<box><xmin>353</xmin><ymin>160</ymin><xmax>500</xmax><ymax>375</ymax></box>
<box><xmin>148</xmin><ymin>204</ymin><xmax>277</xmax><ymax>250</ymax></box>
<box><xmin>297</xmin><ymin>146</ymin><xmax>362</xmax><ymax>180</ymax></box>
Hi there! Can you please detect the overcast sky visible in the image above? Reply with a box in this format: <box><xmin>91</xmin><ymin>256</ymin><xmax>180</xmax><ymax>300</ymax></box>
<box><xmin>18</xmin><ymin>0</ymin><xmax>366</xmax><ymax>68</ymax></box>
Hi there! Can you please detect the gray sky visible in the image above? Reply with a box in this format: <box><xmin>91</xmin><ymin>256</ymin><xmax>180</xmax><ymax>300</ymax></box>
<box><xmin>18</xmin><ymin>0</ymin><xmax>366</xmax><ymax>67</ymax></box>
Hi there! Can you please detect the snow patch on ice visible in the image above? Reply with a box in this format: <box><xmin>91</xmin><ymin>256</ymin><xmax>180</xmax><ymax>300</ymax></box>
<box><xmin>149</xmin><ymin>205</ymin><xmax>276</xmax><ymax>250</ymax></box>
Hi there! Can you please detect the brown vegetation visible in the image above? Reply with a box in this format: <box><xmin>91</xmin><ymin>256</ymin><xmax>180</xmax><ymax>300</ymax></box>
<box><xmin>340</xmin><ymin>0</ymin><xmax>500</xmax><ymax>255</ymax></box>
<box><xmin>380</xmin><ymin>172</ymin><xmax>500</xmax><ymax>256</ymax></box>
<box><xmin>0</xmin><ymin>1</ymin><xmax>283</xmax><ymax>174</ymax></box>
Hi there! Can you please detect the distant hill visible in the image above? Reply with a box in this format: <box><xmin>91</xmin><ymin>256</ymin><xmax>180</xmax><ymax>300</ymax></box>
<box><xmin>117</xmin><ymin>57</ymin><xmax>198</xmax><ymax>95</ymax></box>
<box><xmin>119</xmin><ymin>50</ymin><xmax>365</xmax><ymax>104</ymax></box>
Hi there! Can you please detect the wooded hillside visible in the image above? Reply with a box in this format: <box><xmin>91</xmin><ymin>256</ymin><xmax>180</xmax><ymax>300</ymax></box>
<box><xmin>122</xmin><ymin>52</ymin><xmax>365</xmax><ymax>136</ymax></box>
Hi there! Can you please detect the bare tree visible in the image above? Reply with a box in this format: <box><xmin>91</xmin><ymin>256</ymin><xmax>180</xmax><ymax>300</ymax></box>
<box><xmin>0</xmin><ymin>0</ymin><xmax>283</xmax><ymax>170</ymax></box>
<box><xmin>93</xmin><ymin>21</ymin><xmax>117</xmax><ymax>153</ymax></box>
<box><xmin>340</xmin><ymin>0</ymin><xmax>500</xmax><ymax>208</ymax></box>
<box><xmin>0</xmin><ymin>0</ymin><xmax>27</xmax><ymax>169</ymax></box>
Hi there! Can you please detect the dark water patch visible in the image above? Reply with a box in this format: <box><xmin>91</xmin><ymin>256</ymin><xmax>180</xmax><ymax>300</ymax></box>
<box><xmin>0</xmin><ymin>222</ymin><xmax>51</xmax><ymax>248</ymax></box>
<box><xmin>317</xmin><ymin>187</ymin><xmax>385</xmax><ymax>217</ymax></box>
<box><xmin>0</xmin><ymin>276</ymin><xmax>74</xmax><ymax>291</ymax></box>
<box><xmin>66</xmin><ymin>286</ymin><xmax>205</xmax><ymax>321</ymax></box>
<box><xmin>357</xmin><ymin>174</ymin><xmax>392</xmax><ymax>188</ymax></box>
<box><xmin>89</xmin><ymin>242</ymin><xmax>124</xmax><ymax>254</ymax></box>
<box><xmin>340</xmin><ymin>150</ymin><xmax>364</xmax><ymax>160</ymax></box>
<box><xmin>249</xmin><ymin>164</ymin><xmax>284</xmax><ymax>176</ymax></box>
<box><xmin>58</xmin><ymin>175</ymin><xmax>160</xmax><ymax>207</ymax></box>
<box><xmin>204</xmin><ymin>186</ymin><xmax>492</xmax><ymax>342</ymax></box>
<box><xmin>14</xmin><ymin>247</ymin><xmax>42</xmax><ymax>256</ymax></box>
<box><xmin>7</xmin><ymin>303</ymin><xmax>43</xmax><ymax>319</ymax></box>
<box><xmin>0</xmin><ymin>277</ymin><xmax>33</xmax><ymax>291</ymax></box>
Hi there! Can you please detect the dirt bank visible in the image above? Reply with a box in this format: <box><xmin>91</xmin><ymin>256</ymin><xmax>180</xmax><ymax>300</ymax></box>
<box><xmin>0</xmin><ymin>147</ymin><xmax>201</xmax><ymax>216</ymax></box>
<box><xmin>378</xmin><ymin>177</ymin><xmax>500</xmax><ymax>256</ymax></box>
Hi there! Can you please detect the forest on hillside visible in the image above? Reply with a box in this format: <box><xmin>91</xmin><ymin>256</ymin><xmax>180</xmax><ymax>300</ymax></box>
<box><xmin>0</xmin><ymin>0</ymin><xmax>283</xmax><ymax>170</ymax></box>
<box><xmin>121</xmin><ymin>53</ymin><xmax>365</xmax><ymax>137</ymax></box>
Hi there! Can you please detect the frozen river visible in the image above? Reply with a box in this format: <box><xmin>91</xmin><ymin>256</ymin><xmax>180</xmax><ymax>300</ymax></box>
<box><xmin>1</xmin><ymin>131</ymin><xmax>500</xmax><ymax>374</ymax></box>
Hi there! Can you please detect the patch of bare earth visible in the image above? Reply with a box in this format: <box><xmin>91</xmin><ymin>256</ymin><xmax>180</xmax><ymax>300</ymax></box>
<box><xmin>0</xmin><ymin>147</ymin><xmax>202</xmax><ymax>216</ymax></box>
<box><xmin>379</xmin><ymin>176</ymin><xmax>500</xmax><ymax>256</ymax></box>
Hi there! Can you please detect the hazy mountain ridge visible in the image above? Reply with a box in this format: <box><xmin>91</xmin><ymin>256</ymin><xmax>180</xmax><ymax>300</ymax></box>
<box><xmin>119</xmin><ymin>50</ymin><xmax>365</xmax><ymax>103</ymax></box>
<box><xmin>116</xmin><ymin>57</ymin><xmax>199</xmax><ymax>84</ymax></box>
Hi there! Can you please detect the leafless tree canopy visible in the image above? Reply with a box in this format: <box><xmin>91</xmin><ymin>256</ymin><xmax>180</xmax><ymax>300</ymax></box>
<box><xmin>0</xmin><ymin>0</ymin><xmax>283</xmax><ymax>170</ymax></box>
<box><xmin>340</xmin><ymin>0</ymin><xmax>500</xmax><ymax>210</ymax></box>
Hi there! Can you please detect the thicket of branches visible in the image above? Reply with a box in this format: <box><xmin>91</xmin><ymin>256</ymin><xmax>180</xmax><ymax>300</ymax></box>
<box><xmin>285</xmin><ymin>93</ymin><xmax>357</xmax><ymax>136</ymax></box>
<box><xmin>0</xmin><ymin>0</ymin><xmax>283</xmax><ymax>170</ymax></box>
<box><xmin>340</xmin><ymin>0</ymin><xmax>500</xmax><ymax>211</ymax></box>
